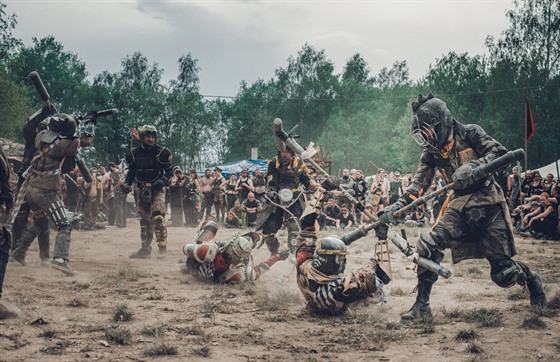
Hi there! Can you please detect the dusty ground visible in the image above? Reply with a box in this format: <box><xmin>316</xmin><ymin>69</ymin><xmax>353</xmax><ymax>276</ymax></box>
<box><xmin>1</xmin><ymin>218</ymin><xmax>559</xmax><ymax>362</ymax></box>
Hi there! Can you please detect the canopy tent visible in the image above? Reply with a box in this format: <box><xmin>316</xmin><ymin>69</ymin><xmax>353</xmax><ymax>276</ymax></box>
<box><xmin>535</xmin><ymin>158</ymin><xmax>560</xmax><ymax>179</ymax></box>
<box><xmin>198</xmin><ymin>159</ymin><xmax>268</xmax><ymax>178</ymax></box>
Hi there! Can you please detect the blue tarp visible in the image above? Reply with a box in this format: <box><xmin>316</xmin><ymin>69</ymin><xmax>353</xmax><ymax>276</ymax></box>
<box><xmin>199</xmin><ymin>159</ymin><xmax>268</xmax><ymax>178</ymax></box>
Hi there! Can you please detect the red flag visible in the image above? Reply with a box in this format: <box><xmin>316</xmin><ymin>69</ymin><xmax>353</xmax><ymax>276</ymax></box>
<box><xmin>526</xmin><ymin>98</ymin><xmax>535</xmax><ymax>141</ymax></box>
<box><xmin>131</xmin><ymin>128</ymin><xmax>140</xmax><ymax>140</ymax></box>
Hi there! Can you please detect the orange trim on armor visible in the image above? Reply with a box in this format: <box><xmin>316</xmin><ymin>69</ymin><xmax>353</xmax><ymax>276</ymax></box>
<box><xmin>438</xmin><ymin>139</ymin><xmax>455</xmax><ymax>159</ymax></box>
<box><xmin>431</xmin><ymin>192</ymin><xmax>454</xmax><ymax>231</ymax></box>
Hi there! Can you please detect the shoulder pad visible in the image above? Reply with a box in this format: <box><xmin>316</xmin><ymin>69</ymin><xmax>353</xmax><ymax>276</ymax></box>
<box><xmin>157</xmin><ymin>147</ymin><xmax>172</xmax><ymax>164</ymax></box>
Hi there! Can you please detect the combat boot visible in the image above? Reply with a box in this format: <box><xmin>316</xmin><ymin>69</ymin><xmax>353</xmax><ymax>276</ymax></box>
<box><xmin>157</xmin><ymin>244</ymin><xmax>167</xmax><ymax>259</ymax></box>
<box><xmin>129</xmin><ymin>245</ymin><xmax>152</xmax><ymax>259</ymax></box>
<box><xmin>401</xmin><ymin>279</ymin><xmax>433</xmax><ymax>322</ymax></box>
<box><xmin>526</xmin><ymin>270</ymin><xmax>546</xmax><ymax>307</ymax></box>
<box><xmin>9</xmin><ymin>250</ymin><xmax>26</xmax><ymax>266</ymax></box>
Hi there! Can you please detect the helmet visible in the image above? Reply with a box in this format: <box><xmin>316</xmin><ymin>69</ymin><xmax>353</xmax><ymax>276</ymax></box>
<box><xmin>312</xmin><ymin>236</ymin><xmax>348</xmax><ymax>275</ymax></box>
<box><xmin>410</xmin><ymin>94</ymin><xmax>454</xmax><ymax>153</ymax></box>
<box><xmin>222</xmin><ymin>235</ymin><xmax>253</xmax><ymax>263</ymax></box>
<box><xmin>139</xmin><ymin>125</ymin><xmax>158</xmax><ymax>140</ymax></box>
<box><xmin>40</xmin><ymin>114</ymin><xmax>77</xmax><ymax>144</ymax></box>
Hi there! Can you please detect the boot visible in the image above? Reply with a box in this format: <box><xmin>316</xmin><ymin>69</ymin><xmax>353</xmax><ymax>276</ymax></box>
<box><xmin>264</xmin><ymin>235</ymin><xmax>280</xmax><ymax>256</ymax></box>
<box><xmin>401</xmin><ymin>279</ymin><xmax>433</xmax><ymax>322</ymax></box>
<box><xmin>526</xmin><ymin>270</ymin><xmax>546</xmax><ymax>307</ymax></box>
<box><xmin>129</xmin><ymin>243</ymin><xmax>152</xmax><ymax>259</ymax></box>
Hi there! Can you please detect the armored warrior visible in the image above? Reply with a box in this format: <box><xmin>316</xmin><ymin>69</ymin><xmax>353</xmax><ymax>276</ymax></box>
<box><xmin>378</xmin><ymin>94</ymin><xmax>546</xmax><ymax>322</ymax></box>
<box><xmin>123</xmin><ymin>125</ymin><xmax>173</xmax><ymax>259</ymax></box>
<box><xmin>257</xmin><ymin>144</ymin><xmax>317</xmax><ymax>256</ymax></box>
<box><xmin>182</xmin><ymin>228</ymin><xmax>288</xmax><ymax>284</ymax></box>
<box><xmin>0</xmin><ymin>147</ymin><xmax>14</xmax><ymax>300</ymax></box>
<box><xmin>10</xmin><ymin>114</ymin><xmax>80</xmax><ymax>275</ymax></box>
<box><xmin>295</xmin><ymin>216</ymin><xmax>385</xmax><ymax>315</ymax></box>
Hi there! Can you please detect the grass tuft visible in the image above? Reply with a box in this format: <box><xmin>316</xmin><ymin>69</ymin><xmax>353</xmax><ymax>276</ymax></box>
<box><xmin>192</xmin><ymin>345</ymin><xmax>210</xmax><ymax>357</ymax></box>
<box><xmin>113</xmin><ymin>304</ymin><xmax>133</xmax><ymax>322</ymax></box>
<box><xmin>455</xmin><ymin>329</ymin><xmax>478</xmax><ymax>341</ymax></box>
<box><xmin>521</xmin><ymin>315</ymin><xmax>547</xmax><ymax>329</ymax></box>
<box><xmin>143</xmin><ymin>341</ymin><xmax>178</xmax><ymax>356</ymax></box>
<box><xmin>68</xmin><ymin>297</ymin><xmax>88</xmax><ymax>307</ymax></box>
<box><xmin>465</xmin><ymin>308</ymin><xmax>503</xmax><ymax>327</ymax></box>
<box><xmin>105</xmin><ymin>326</ymin><xmax>131</xmax><ymax>345</ymax></box>
<box><xmin>141</xmin><ymin>324</ymin><xmax>169</xmax><ymax>337</ymax></box>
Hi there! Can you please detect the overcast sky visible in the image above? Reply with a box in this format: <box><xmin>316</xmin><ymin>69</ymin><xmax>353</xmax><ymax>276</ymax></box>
<box><xmin>5</xmin><ymin>0</ymin><xmax>513</xmax><ymax>97</ymax></box>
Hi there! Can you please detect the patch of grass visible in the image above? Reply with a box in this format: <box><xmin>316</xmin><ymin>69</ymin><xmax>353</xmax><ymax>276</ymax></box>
<box><xmin>113</xmin><ymin>304</ymin><xmax>133</xmax><ymax>322</ymax></box>
<box><xmin>253</xmin><ymin>287</ymin><xmax>301</xmax><ymax>311</ymax></box>
<box><xmin>455</xmin><ymin>329</ymin><xmax>478</xmax><ymax>341</ymax></box>
<box><xmin>116</xmin><ymin>266</ymin><xmax>146</xmax><ymax>282</ymax></box>
<box><xmin>40</xmin><ymin>342</ymin><xmax>68</xmax><ymax>355</ymax></box>
<box><xmin>141</xmin><ymin>324</ymin><xmax>169</xmax><ymax>337</ymax></box>
<box><xmin>200</xmin><ymin>301</ymin><xmax>236</xmax><ymax>317</ymax></box>
<box><xmin>466</xmin><ymin>341</ymin><xmax>483</xmax><ymax>354</ymax></box>
<box><xmin>39</xmin><ymin>329</ymin><xmax>57</xmax><ymax>339</ymax></box>
<box><xmin>465</xmin><ymin>308</ymin><xmax>503</xmax><ymax>327</ymax></box>
<box><xmin>390</xmin><ymin>286</ymin><xmax>406</xmax><ymax>296</ymax></box>
<box><xmin>71</xmin><ymin>281</ymin><xmax>90</xmax><ymax>290</ymax></box>
<box><xmin>192</xmin><ymin>345</ymin><xmax>210</xmax><ymax>357</ymax></box>
<box><xmin>68</xmin><ymin>297</ymin><xmax>88</xmax><ymax>307</ymax></box>
<box><xmin>465</xmin><ymin>266</ymin><xmax>484</xmax><ymax>279</ymax></box>
<box><xmin>547</xmin><ymin>291</ymin><xmax>560</xmax><ymax>310</ymax></box>
<box><xmin>507</xmin><ymin>289</ymin><xmax>528</xmax><ymax>301</ymax></box>
<box><xmin>441</xmin><ymin>306</ymin><xmax>464</xmax><ymax>319</ymax></box>
<box><xmin>105</xmin><ymin>326</ymin><xmax>132</xmax><ymax>345</ymax></box>
<box><xmin>143</xmin><ymin>341</ymin><xmax>178</xmax><ymax>357</ymax></box>
<box><xmin>146</xmin><ymin>293</ymin><xmax>163</xmax><ymax>301</ymax></box>
<box><xmin>521</xmin><ymin>315</ymin><xmax>547</xmax><ymax>329</ymax></box>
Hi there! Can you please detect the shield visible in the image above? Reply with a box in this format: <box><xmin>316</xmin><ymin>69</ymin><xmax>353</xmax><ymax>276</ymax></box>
<box><xmin>169</xmin><ymin>185</ymin><xmax>184</xmax><ymax>227</ymax></box>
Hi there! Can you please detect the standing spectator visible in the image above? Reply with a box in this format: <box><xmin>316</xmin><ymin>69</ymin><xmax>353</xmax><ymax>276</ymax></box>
<box><xmin>336</xmin><ymin>204</ymin><xmax>354</xmax><ymax>230</ymax></box>
<box><xmin>351</xmin><ymin>169</ymin><xmax>368</xmax><ymax>220</ymax></box>
<box><xmin>378</xmin><ymin>169</ymin><xmax>390</xmax><ymax>207</ymax></box>
<box><xmin>507</xmin><ymin>166</ymin><xmax>522</xmax><ymax>210</ymax></box>
<box><xmin>527</xmin><ymin>171</ymin><xmax>545</xmax><ymax>200</ymax></box>
<box><xmin>336</xmin><ymin>168</ymin><xmax>354</xmax><ymax>209</ymax></box>
<box><xmin>520</xmin><ymin>170</ymin><xmax>533</xmax><ymax>204</ymax></box>
<box><xmin>369</xmin><ymin>174</ymin><xmax>384</xmax><ymax>213</ymax></box>
<box><xmin>224</xmin><ymin>173</ymin><xmax>238</xmax><ymax>212</ymax></box>
<box><xmin>543</xmin><ymin>173</ymin><xmax>556</xmax><ymax>195</ymax></box>
<box><xmin>199</xmin><ymin>168</ymin><xmax>215</xmax><ymax>220</ymax></box>
<box><xmin>212</xmin><ymin>167</ymin><xmax>226</xmax><ymax>223</ymax></box>
<box><xmin>81</xmin><ymin>166</ymin><xmax>100</xmax><ymax>230</ymax></box>
<box><xmin>184</xmin><ymin>169</ymin><xmax>201</xmax><ymax>227</ymax></box>
<box><xmin>107</xmin><ymin>162</ymin><xmax>126</xmax><ymax>228</ymax></box>
<box><xmin>242</xmin><ymin>192</ymin><xmax>263</xmax><ymax>228</ymax></box>
<box><xmin>236</xmin><ymin>168</ymin><xmax>254</xmax><ymax>203</ymax></box>
<box><xmin>252</xmin><ymin>167</ymin><xmax>267</xmax><ymax>202</ymax></box>
<box><xmin>389</xmin><ymin>171</ymin><xmax>403</xmax><ymax>204</ymax></box>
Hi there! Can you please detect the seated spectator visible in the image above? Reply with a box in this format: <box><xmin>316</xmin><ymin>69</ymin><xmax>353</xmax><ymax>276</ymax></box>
<box><xmin>225</xmin><ymin>200</ymin><xmax>243</xmax><ymax>228</ymax></box>
<box><xmin>321</xmin><ymin>198</ymin><xmax>341</xmax><ymax>229</ymax></box>
<box><xmin>521</xmin><ymin>192</ymin><xmax>559</xmax><ymax>240</ymax></box>
<box><xmin>241</xmin><ymin>192</ymin><xmax>262</xmax><ymax>228</ymax></box>
<box><xmin>336</xmin><ymin>204</ymin><xmax>354</xmax><ymax>230</ymax></box>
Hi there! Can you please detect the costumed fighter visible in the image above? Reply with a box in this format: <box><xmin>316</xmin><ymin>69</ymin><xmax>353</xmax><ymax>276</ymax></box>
<box><xmin>295</xmin><ymin>214</ymin><xmax>388</xmax><ymax>315</ymax></box>
<box><xmin>10</xmin><ymin>114</ymin><xmax>81</xmax><ymax>275</ymax></box>
<box><xmin>123</xmin><ymin>125</ymin><xmax>173</xmax><ymax>259</ymax></box>
<box><xmin>377</xmin><ymin>93</ymin><xmax>546</xmax><ymax>322</ymax></box>
<box><xmin>182</xmin><ymin>219</ymin><xmax>288</xmax><ymax>284</ymax></box>
<box><xmin>256</xmin><ymin>133</ymin><xmax>317</xmax><ymax>256</ymax></box>
<box><xmin>0</xmin><ymin>147</ymin><xmax>14</xmax><ymax>301</ymax></box>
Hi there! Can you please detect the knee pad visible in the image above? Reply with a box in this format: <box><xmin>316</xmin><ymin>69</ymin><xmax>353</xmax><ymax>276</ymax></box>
<box><xmin>47</xmin><ymin>200</ymin><xmax>70</xmax><ymax>231</ymax></box>
<box><xmin>490</xmin><ymin>259</ymin><xmax>527</xmax><ymax>288</ymax></box>
<box><xmin>140</xmin><ymin>218</ymin><xmax>153</xmax><ymax>242</ymax></box>
<box><xmin>263</xmin><ymin>234</ymin><xmax>279</xmax><ymax>255</ymax></box>
<box><xmin>417</xmin><ymin>231</ymin><xmax>445</xmax><ymax>262</ymax></box>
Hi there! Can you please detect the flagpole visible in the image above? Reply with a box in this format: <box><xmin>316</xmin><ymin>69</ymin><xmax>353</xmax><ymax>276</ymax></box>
<box><xmin>524</xmin><ymin>97</ymin><xmax>528</xmax><ymax>171</ymax></box>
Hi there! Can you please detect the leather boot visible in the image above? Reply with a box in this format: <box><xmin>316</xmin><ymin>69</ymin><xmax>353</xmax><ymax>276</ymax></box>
<box><xmin>526</xmin><ymin>270</ymin><xmax>546</xmax><ymax>307</ymax></box>
<box><xmin>401</xmin><ymin>279</ymin><xmax>433</xmax><ymax>322</ymax></box>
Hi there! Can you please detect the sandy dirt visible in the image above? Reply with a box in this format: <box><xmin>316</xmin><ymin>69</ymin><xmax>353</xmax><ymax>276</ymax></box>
<box><xmin>1</xmin><ymin>218</ymin><xmax>559</xmax><ymax>362</ymax></box>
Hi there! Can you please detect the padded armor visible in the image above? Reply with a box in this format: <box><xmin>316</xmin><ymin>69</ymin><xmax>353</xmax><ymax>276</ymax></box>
<box><xmin>47</xmin><ymin>200</ymin><xmax>70</xmax><ymax>230</ymax></box>
<box><xmin>490</xmin><ymin>259</ymin><xmax>527</xmax><ymax>288</ymax></box>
